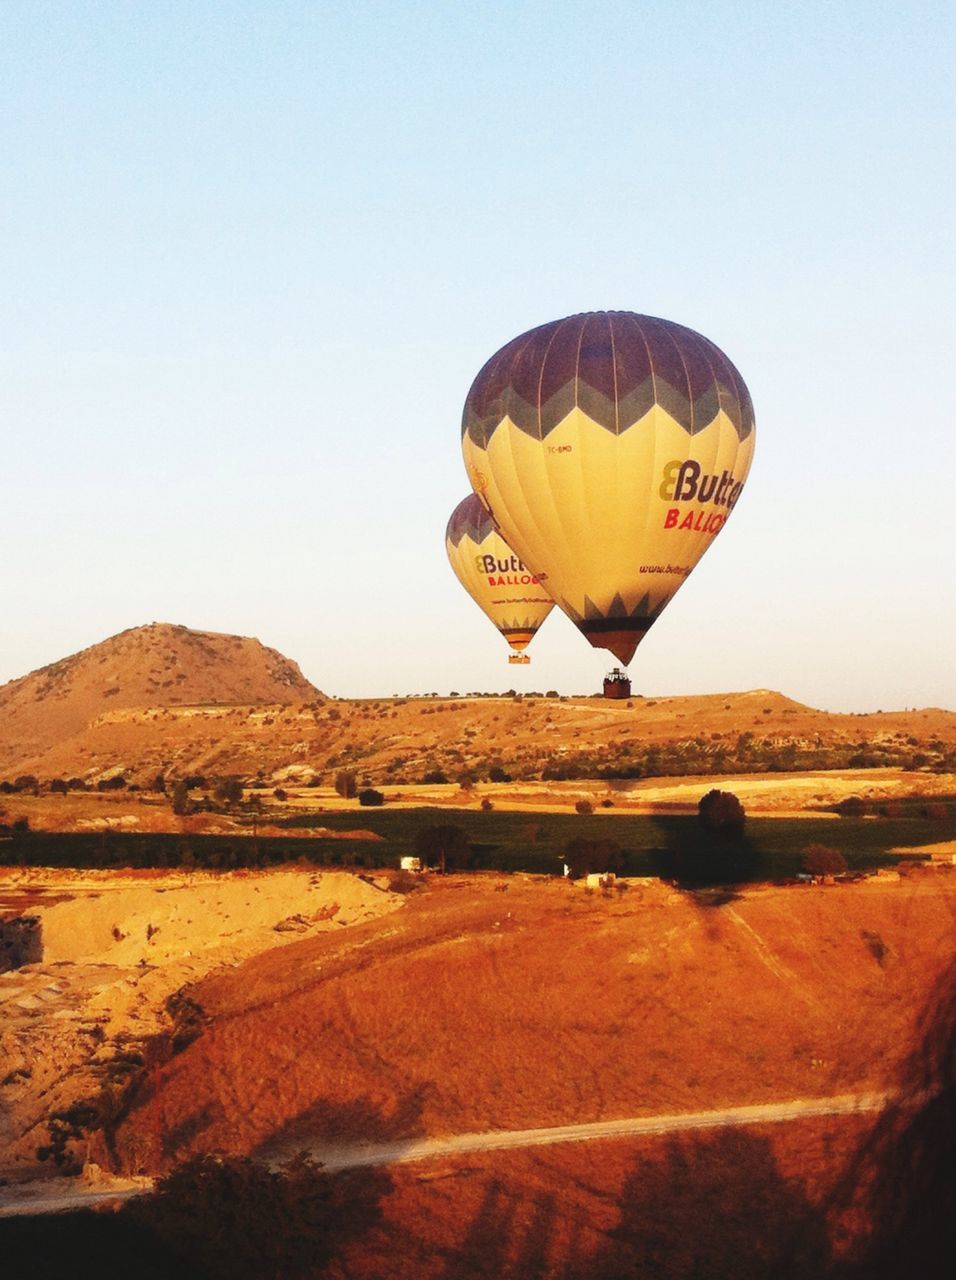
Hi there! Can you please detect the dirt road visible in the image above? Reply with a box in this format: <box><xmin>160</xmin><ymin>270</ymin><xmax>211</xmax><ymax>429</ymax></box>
<box><xmin>0</xmin><ymin>1088</ymin><xmax>896</xmax><ymax>1218</ymax></box>
<box><xmin>292</xmin><ymin>1089</ymin><xmax>893</xmax><ymax>1171</ymax></box>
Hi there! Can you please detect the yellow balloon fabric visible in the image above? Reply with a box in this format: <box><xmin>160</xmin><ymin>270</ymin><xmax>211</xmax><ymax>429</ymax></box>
<box><xmin>446</xmin><ymin>493</ymin><xmax>554</xmax><ymax>654</ymax></box>
<box><xmin>461</xmin><ymin>311</ymin><xmax>755</xmax><ymax>665</ymax></box>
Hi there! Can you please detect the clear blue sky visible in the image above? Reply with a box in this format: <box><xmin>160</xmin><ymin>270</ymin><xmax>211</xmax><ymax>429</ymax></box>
<box><xmin>1</xmin><ymin>1</ymin><xmax>953</xmax><ymax>710</ymax></box>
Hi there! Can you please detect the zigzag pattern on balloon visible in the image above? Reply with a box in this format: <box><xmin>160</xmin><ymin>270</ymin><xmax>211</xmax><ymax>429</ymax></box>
<box><xmin>445</xmin><ymin>492</ymin><xmax>495</xmax><ymax>548</ymax></box>
<box><xmin>462</xmin><ymin>311</ymin><xmax>754</xmax><ymax>447</ymax></box>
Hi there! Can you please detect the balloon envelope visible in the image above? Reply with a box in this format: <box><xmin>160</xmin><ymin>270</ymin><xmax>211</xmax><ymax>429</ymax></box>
<box><xmin>461</xmin><ymin>311</ymin><xmax>755</xmax><ymax>664</ymax></box>
<box><xmin>446</xmin><ymin>493</ymin><xmax>554</xmax><ymax>655</ymax></box>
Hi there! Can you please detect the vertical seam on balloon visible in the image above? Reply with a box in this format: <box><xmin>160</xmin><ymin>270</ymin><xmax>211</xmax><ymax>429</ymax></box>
<box><xmin>571</xmin><ymin>315</ymin><xmax>595</xmax><ymax>620</ymax></box>
<box><xmin>686</xmin><ymin>334</ymin><xmax>733</xmax><ymax>577</ymax></box>
<box><xmin>517</xmin><ymin>314</ymin><xmax>583</xmax><ymax>611</ymax></box>
<box><xmin>535</xmin><ymin>313</ymin><xmax>574</xmax><ymax>441</ymax></box>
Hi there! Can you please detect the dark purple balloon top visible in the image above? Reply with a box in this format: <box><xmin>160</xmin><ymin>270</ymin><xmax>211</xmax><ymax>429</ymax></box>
<box><xmin>445</xmin><ymin>492</ymin><xmax>495</xmax><ymax>548</ymax></box>
<box><xmin>462</xmin><ymin>311</ymin><xmax>754</xmax><ymax>448</ymax></box>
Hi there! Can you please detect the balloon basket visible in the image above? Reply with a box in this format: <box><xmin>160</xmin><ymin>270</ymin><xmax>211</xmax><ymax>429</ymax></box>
<box><xmin>603</xmin><ymin>668</ymin><xmax>631</xmax><ymax>699</ymax></box>
<box><xmin>508</xmin><ymin>653</ymin><xmax>531</xmax><ymax>665</ymax></box>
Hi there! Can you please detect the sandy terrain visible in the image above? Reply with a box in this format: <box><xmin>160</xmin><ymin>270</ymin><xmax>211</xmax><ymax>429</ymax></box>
<box><xmin>0</xmin><ymin>868</ymin><xmax>405</xmax><ymax>1182</ymax></box>
<box><xmin>100</xmin><ymin>870</ymin><xmax>955</xmax><ymax>1174</ymax></box>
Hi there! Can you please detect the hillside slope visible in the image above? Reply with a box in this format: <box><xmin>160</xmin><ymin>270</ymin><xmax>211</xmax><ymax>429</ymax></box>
<box><xmin>0</xmin><ymin>623</ymin><xmax>322</xmax><ymax>768</ymax></box>
<box><xmin>112</xmin><ymin>873</ymin><xmax>955</xmax><ymax>1173</ymax></box>
<box><xmin>5</xmin><ymin>687</ymin><xmax>955</xmax><ymax>790</ymax></box>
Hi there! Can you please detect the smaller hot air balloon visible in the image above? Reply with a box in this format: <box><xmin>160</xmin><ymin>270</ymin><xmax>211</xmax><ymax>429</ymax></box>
<box><xmin>446</xmin><ymin>493</ymin><xmax>554</xmax><ymax>663</ymax></box>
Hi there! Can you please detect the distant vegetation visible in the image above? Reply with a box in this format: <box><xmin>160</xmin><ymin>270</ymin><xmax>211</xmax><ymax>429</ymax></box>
<box><xmin>0</xmin><ymin>808</ymin><xmax>946</xmax><ymax>881</ymax></box>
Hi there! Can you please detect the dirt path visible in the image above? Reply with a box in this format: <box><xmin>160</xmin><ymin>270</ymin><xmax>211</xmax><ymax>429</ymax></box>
<box><xmin>291</xmin><ymin>1089</ymin><xmax>893</xmax><ymax>1171</ymax></box>
<box><xmin>0</xmin><ymin>1089</ymin><xmax>896</xmax><ymax>1217</ymax></box>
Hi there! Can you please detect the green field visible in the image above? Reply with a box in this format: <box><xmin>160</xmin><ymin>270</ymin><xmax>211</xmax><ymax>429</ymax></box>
<box><xmin>0</xmin><ymin>807</ymin><xmax>951</xmax><ymax>880</ymax></box>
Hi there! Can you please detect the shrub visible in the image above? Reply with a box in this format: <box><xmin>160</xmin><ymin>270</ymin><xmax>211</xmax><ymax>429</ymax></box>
<box><xmin>49</xmin><ymin>778</ymin><xmax>68</xmax><ymax>794</ymax></box>
<box><xmin>334</xmin><ymin>770</ymin><xmax>357</xmax><ymax>799</ymax></box>
<box><xmin>488</xmin><ymin>764</ymin><xmax>512</xmax><ymax>783</ymax></box>
<box><xmin>358</xmin><ymin>788</ymin><xmax>384</xmax><ymax>807</ymax></box>
<box><xmin>422</xmin><ymin>769</ymin><xmax>448</xmax><ymax>785</ymax></box>
<box><xmin>273</xmin><ymin>788</ymin><xmax>288</xmax><ymax>802</ymax></box>
<box><xmin>564</xmin><ymin>838</ymin><xmax>623</xmax><ymax>880</ymax></box>
<box><xmin>415</xmin><ymin>824</ymin><xmax>472</xmax><ymax>871</ymax></box>
<box><xmin>803</xmin><ymin>844</ymin><xmax>848</xmax><ymax>877</ymax></box>
<box><xmin>388</xmin><ymin>869</ymin><xmax>421</xmax><ymax>894</ymax></box>
<box><xmin>838</xmin><ymin>795</ymin><xmax>866</xmax><ymax>817</ymax></box>
<box><xmin>480</xmin><ymin>798</ymin><xmax>494</xmax><ymax>811</ymax></box>
<box><xmin>575</xmin><ymin>799</ymin><xmax>594</xmax><ymax>815</ymax></box>
<box><xmin>127</xmin><ymin>1152</ymin><xmax>388</xmax><ymax>1280</ymax></box>
<box><xmin>214</xmin><ymin>777</ymin><xmax>244</xmax><ymax>804</ymax></box>
<box><xmin>171</xmin><ymin>780</ymin><xmax>190</xmax><ymax>816</ymax></box>
<box><xmin>97</xmin><ymin>775</ymin><xmax>127</xmax><ymax>791</ymax></box>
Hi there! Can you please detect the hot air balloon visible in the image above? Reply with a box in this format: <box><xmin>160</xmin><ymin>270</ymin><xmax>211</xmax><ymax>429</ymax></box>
<box><xmin>445</xmin><ymin>493</ymin><xmax>554</xmax><ymax>663</ymax></box>
<box><xmin>461</xmin><ymin>311</ymin><xmax>755</xmax><ymax>666</ymax></box>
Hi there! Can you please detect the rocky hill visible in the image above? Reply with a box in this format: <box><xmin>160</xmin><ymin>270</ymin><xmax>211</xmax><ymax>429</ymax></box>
<box><xmin>0</xmin><ymin>627</ymin><xmax>953</xmax><ymax>787</ymax></box>
<box><xmin>0</xmin><ymin>623</ymin><xmax>322</xmax><ymax>769</ymax></box>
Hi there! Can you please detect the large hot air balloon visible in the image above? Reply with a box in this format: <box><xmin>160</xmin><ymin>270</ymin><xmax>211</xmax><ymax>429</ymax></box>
<box><xmin>446</xmin><ymin>493</ymin><xmax>554</xmax><ymax>663</ymax></box>
<box><xmin>461</xmin><ymin>311</ymin><xmax>755</xmax><ymax>665</ymax></box>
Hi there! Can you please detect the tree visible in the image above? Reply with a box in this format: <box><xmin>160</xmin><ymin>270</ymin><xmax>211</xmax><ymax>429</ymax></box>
<box><xmin>171</xmin><ymin>780</ymin><xmax>190</xmax><ymax>816</ymax></box>
<box><xmin>698</xmin><ymin>789</ymin><xmax>746</xmax><ymax>837</ymax></box>
<box><xmin>214</xmin><ymin>776</ymin><xmax>244</xmax><ymax>804</ymax></box>
<box><xmin>334</xmin><ymin>770</ymin><xmax>357</xmax><ymax>799</ymax></box>
<box><xmin>488</xmin><ymin>764</ymin><xmax>512</xmax><ymax>783</ymax></box>
<box><xmin>564</xmin><ymin>838</ymin><xmax>624</xmax><ymax>880</ymax></box>
<box><xmin>358</xmin><ymin>788</ymin><xmax>384</xmax><ymax>807</ymax></box>
<box><xmin>415</xmin><ymin>824</ymin><xmax>472</xmax><ymax>872</ymax></box>
<box><xmin>803</xmin><ymin>844</ymin><xmax>848</xmax><ymax>877</ymax></box>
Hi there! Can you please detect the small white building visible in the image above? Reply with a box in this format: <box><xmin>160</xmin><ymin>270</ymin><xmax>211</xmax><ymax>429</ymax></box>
<box><xmin>400</xmin><ymin>856</ymin><xmax>423</xmax><ymax>873</ymax></box>
<box><xmin>585</xmin><ymin>872</ymin><xmax>616</xmax><ymax>890</ymax></box>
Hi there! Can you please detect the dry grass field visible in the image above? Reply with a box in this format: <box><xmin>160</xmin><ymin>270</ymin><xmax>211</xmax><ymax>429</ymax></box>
<box><xmin>2</xmin><ymin>624</ymin><xmax>953</xmax><ymax>1276</ymax></box>
<box><xmin>1</xmin><ymin>865</ymin><xmax>953</xmax><ymax>1277</ymax></box>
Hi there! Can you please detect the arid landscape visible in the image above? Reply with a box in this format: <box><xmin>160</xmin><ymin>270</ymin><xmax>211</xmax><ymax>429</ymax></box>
<box><xmin>1</xmin><ymin>625</ymin><xmax>954</xmax><ymax>1277</ymax></box>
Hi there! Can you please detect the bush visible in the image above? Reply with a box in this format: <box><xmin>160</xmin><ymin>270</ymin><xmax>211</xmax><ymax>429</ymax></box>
<box><xmin>803</xmin><ymin>844</ymin><xmax>848</xmax><ymax>877</ymax></box>
<box><xmin>358</xmin><ymin>788</ymin><xmax>384</xmax><ymax>807</ymax></box>
<box><xmin>575</xmin><ymin>799</ymin><xmax>594</xmax><ymax>815</ymax></box>
<box><xmin>480</xmin><ymin>798</ymin><xmax>494</xmax><ymax>811</ymax></box>
<box><xmin>334</xmin><ymin>770</ymin><xmax>357</xmax><ymax>799</ymax></box>
<box><xmin>388</xmin><ymin>869</ymin><xmax>421</xmax><ymax>894</ymax></box>
<box><xmin>421</xmin><ymin>769</ymin><xmax>448</xmax><ymax>785</ymax></box>
<box><xmin>698</xmin><ymin>789</ymin><xmax>746</xmax><ymax>837</ymax></box>
<box><xmin>214</xmin><ymin>777</ymin><xmax>244</xmax><ymax>804</ymax></box>
<box><xmin>127</xmin><ymin>1152</ymin><xmax>388</xmax><ymax>1280</ymax></box>
<box><xmin>171</xmin><ymin>780</ymin><xmax>190</xmax><ymax>816</ymax></box>
<box><xmin>415</xmin><ymin>824</ymin><xmax>472</xmax><ymax>871</ymax></box>
<box><xmin>564</xmin><ymin>838</ymin><xmax>624</xmax><ymax>879</ymax></box>
<box><xmin>97</xmin><ymin>775</ymin><xmax>127</xmax><ymax>791</ymax></box>
<box><xmin>488</xmin><ymin>764</ymin><xmax>512</xmax><ymax>783</ymax></box>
